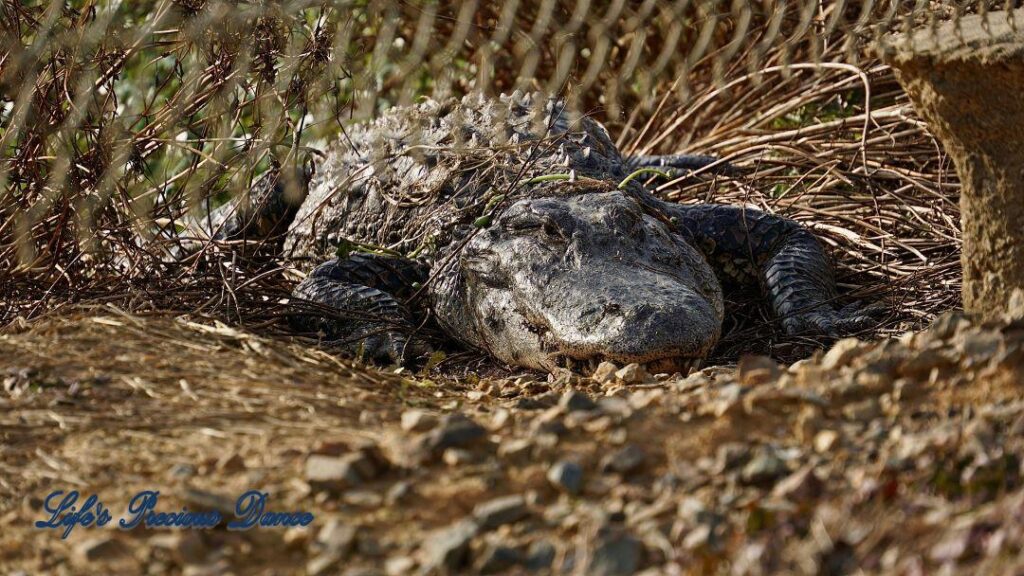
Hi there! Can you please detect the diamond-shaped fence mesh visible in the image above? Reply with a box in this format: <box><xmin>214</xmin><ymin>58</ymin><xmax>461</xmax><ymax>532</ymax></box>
<box><xmin>0</xmin><ymin>1</ymin><xmax>1016</xmax><ymax>348</ymax></box>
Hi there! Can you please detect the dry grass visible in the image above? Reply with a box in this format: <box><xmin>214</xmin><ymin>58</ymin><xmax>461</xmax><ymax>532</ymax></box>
<box><xmin>1</xmin><ymin>1</ymin><xmax>965</xmax><ymax>366</ymax></box>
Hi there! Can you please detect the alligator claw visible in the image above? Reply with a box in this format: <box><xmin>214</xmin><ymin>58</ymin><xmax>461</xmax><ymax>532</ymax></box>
<box><xmin>357</xmin><ymin>331</ymin><xmax>433</xmax><ymax>368</ymax></box>
<box><xmin>783</xmin><ymin>301</ymin><xmax>887</xmax><ymax>339</ymax></box>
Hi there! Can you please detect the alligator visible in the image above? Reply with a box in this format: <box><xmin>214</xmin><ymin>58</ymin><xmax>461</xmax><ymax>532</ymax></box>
<box><xmin>210</xmin><ymin>92</ymin><xmax>877</xmax><ymax>373</ymax></box>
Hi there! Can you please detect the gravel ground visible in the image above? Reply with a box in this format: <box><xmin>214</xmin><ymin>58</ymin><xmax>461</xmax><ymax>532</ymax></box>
<box><xmin>2</xmin><ymin>307</ymin><xmax>1024</xmax><ymax>575</ymax></box>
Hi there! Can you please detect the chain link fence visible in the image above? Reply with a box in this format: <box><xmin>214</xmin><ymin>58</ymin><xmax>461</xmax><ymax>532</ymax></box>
<box><xmin>0</xmin><ymin>0</ymin><xmax>1016</xmax><ymax>344</ymax></box>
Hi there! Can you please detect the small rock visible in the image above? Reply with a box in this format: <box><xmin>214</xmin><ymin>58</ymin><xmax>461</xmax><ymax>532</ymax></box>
<box><xmin>899</xmin><ymin>346</ymin><xmax>956</xmax><ymax>379</ymax></box>
<box><xmin>821</xmin><ymin>338</ymin><xmax>866</xmax><ymax>371</ymax></box>
<box><xmin>597</xmin><ymin>396</ymin><xmax>632</xmax><ymax>418</ymax></box>
<box><xmin>957</xmin><ymin>331</ymin><xmax>1003</xmax><ymax>366</ymax></box>
<box><xmin>524</xmin><ymin>540</ymin><xmax>556</xmax><ymax>570</ymax></box>
<box><xmin>419</xmin><ymin>414</ymin><xmax>488</xmax><ymax>455</ymax></box>
<box><xmin>420</xmin><ymin>519</ymin><xmax>478</xmax><ymax>572</ymax></box>
<box><xmin>386</xmin><ymin>481</ymin><xmax>412</xmax><ymax>504</ymax></box>
<box><xmin>180</xmin><ymin>488</ymin><xmax>236</xmax><ymax>516</ymax></box>
<box><xmin>714</xmin><ymin>443</ymin><xmax>751</xmax><ymax>474</ymax></box>
<box><xmin>683</xmin><ymin>523</ymin><xmax>713</xmax><ymax>551</ymax></box>
<box><xmin>215</xmin><ymin>452</ymin><xmax>245</xmax><ymax>473</ymax></box>
<box><xmin>547</xmin><ymin>460</ymin><xmax>584</xmax><ymax>495</ymax></box>
<box><xmin>514</xmin><ymin>392</ymin><xmax>560</xmax><ymax>410</ymax></box>
<box><xmin>168</xmin><ymin>463</ymin><xmax>196</xmax><ymax>479</ymax></box>
<box><xmin>305</xmin><ymin>455</ymin><xmax>363</xmax><ymax>491</ymax></box>
<box><xmin>771</xmin><ymin>466</ymin><xmax>823</xmax><ymax>502</ymax></box>
<box><xmin>183</xmin><ymin>561</ymin><xmax>231</xmax><ymax>576</ymax></box>
<box><xmin>737</xmin><ymin>355</ymin><xmax>781</xmax><ymax>385</ymax></box>
<box><xmin>476</xmin><ymin>543</ymin><xmax>522</xmax><ymax>574</ymax></box>
<box><xmin>314</xmin><ymin>518</ymin><xmax>357</xmax><ymax>555</ymax></box>
<box><xmin>283</xmin><ymin>527</ymin><xmax>311</xmax><ymax>548</ymax></box>
<box><xmin>172</xmin><ymin>528</ymin><xmax>205</xmax><ymax>561</ymax></box>
<box><xmin>306</xmin><ymin>554</ymin><xmax>340</xmax><ymax>576</ymax></box>
<box><xmin>497</xmin><ymin>438</ymin><xmax>533</xmax><ymax>460</ymax></box>
<box><xmin>588</xmin><ymin>530</ymin><xmax>644</xmax><ymax>576</ymax></box>
<box><xmin>741</xmin><ymin>449</ymin><xmax>788</xmax><ymax>486</ymax></box>
<box><xmin>343</xmin><ymin>490</ymin><xmax>384</xmax><ymax>507</ymax></box>
<box><xmin>489</xmin><ymin>408</ymin><xmax>512</xmax><ymax>430</ymax></box>
<box><xmin>74</xmin><ymin>537</ymin><xmax>126</xmax><ymax>562</ymax></box>
<box><xmin>401</xmin><ymin>409</ymin><xmax>439</xmax><ymax>432</ymax></box>
<box><xmin>925</xmin><ymin>311</ymin><xmax>971</xmax><ymax>340</ymax></box>
<box><xmin>843</xmin><ymin>398</ymin><xmax>882</xmax><ymax>422</ymax></box>
<box><xmin>929</xmin><ymin>530</ymin><xmax>970</xmax><ymax>563</ymax></box>
<box><xmin>151</xmin><ymin>531</ymin><xmax>206</xmax><ymax>564</ymax></box>
<box><xmin>559</xmin><ymin>389</ymin><xmax>597</xmax><ymax>412</ymax></box>
<box><xmin>385</xmin><ymin>556</ymin><xmax>417</xmax><ymax>576</ymax></box>
<box><xmin>356</xmin><ymin>534</ymin><xmax>383</xmax><ymax>556</ymax></box>
<box><xmin>615</xmin><ymin>363</ymin><xmax>649</xmax><ymax>384</ymax></box>
<box><xmin>443</xmin><ymin>448</ymin><xmax>476</xmax><ymax>466</ymax></box>
<box><xmin>814</xmin><ymin>430</ymin><xmax>839</xmax><ymax>453</ymax></box>
<box><xmin>601</xmin><ymin>444</ymin><xmax>646</xmax><ymax>475</ymax></box>
<box><xmin>592</xmin><ymin>361</ymin><xmax>619</xmax><ymax>384</ymax></box>
<box><xmin>473</xmin><ymin>495</ymin><xmax>530</xmax><ymax>530</ymax></box>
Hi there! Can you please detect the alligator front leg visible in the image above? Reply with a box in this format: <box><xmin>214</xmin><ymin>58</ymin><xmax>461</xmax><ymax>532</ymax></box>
<box><xmin>208</xmin><ymin>161</ymin><xmax>310</xmax><ymax>241</ymax></box>
<box><xmin>290</xmin><ymin>254</ymin><xmax>431</xmax><ymax>365</ymax></box>
<box><xmin>663</xmin><ymin>202</ymin><xmax>879</xmax><ymax>337</ymax></box>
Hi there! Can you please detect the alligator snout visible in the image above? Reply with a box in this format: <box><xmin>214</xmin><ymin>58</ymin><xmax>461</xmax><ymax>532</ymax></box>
<box><xmin>534</xmin><ymin>267</ymin><xmax>723</xmax><ymax>370</ymax></box>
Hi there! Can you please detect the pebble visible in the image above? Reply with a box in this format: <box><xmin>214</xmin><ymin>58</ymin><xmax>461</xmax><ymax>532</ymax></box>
<box><xmin>497</xmin><ymin>437</ymin><xmax>533</xmax><ymax>460</ymax></box>
<box><xmin>385</xmin><ymin>556</ymin><xmax>417</xmax><ymax>576</ymax></box>
<box><xmin>843</xmin><ymin>398</ymin><xmax>882</xmax><ymax>422</ymax></box>
<box><xmin>615</xmin><ymin>363</ymin><xmax>649</xmax><ymax>384</ymax></box>
<box><xmin>592</xmin><ymin>361</ymin><xmax>619</xmax><ymax>384</ymax></box>
<box><xmin>306</xmin><ymin>553</ymin><xmax>340</xmax><ymax>576</ymax></box>
<box><xmin>443</xmin><ymin>447</ymin><xmax>476</xmax><ymax>466</ymax></box>
<box><xmin>420</xmin><ymin>519</ymin><xmax>478</xmax><ymax>572</ymax></box>
<box><xmin>814</xmin><ymin>430</ymin><xmax>840</xmax><ymax>453</ymax></box>
<box><xmin>314</xmin><ymin>518</ymin><xmax>357</xmax><ymax>555</ymax></box>
<box><xmin>523</xmin><ymin>540</ymin><xmax>556</xmax><ymax>570</ymax></box>
<box><xmin>168</xmin><ymin>463</ymin><xmax>196</xmax><ymax>479</ymax></box>
<box><xmin>401</xmin><ymin>409</ymin><xmax>439</xmax><ymax>432</ymax></box>
<box><xmin>74</xmin><ymin>537</ymin><xmax>126</xmax><ymax>562</ymax></box>
<box><xmin>343</xmin><ymin>490</ymin><xmax>384</xmax><ymax>507</ymax></box>
<box><xmin>559</xmin><ymin>389</ymin><xmax>597</xmax><ymax>412</ymax></box>
<box><xmin>476</xmin><ymin>543</ymin><xmax>522</xmax><ymax>574</ymax></box>
<box><xmin>214</xmin><ymin>451</ymin><xmax>245</xmax><ymax>472</ymax></box>
<box><xmin>305</xmin><ymin>455</ymin><xmax>363</xmax><ymax>491</ymax></box>
<box><xmin>547</xmin><ymin>460</ymin><xmax>584</xmax><ymax>495</ymax></box>
<box><xmin>737</xmin><ymin>355</ymin><xmax>781</xmax><ymax>385</ymax></box>
<box><xmin>741</xmin><ymin>449</ymin><xmax>788</xmax><ymax>486</ymax></box>
<box><xmin>419</xmin><ymin>414</ymin><xmax>488</xmax><ymax>454</ymax></box>
<box><xmin>588</xmin><ymin>530</ymin><xmax>644</xmax><ymax>576</ymax></box>
<box><xmin>180</xmin><ymin>488</ymin><xmax>236</xmax><ymax>516</ymax></box>
<box><xmin>385</xmin><ymin>481</ymin><xmax>412</xmax><ymax>504</ymax></box>
<box><xmin>821</xmin><ymin>338</ymin><xmax>866</xmax><ymax>371</ymax></box>
<box><xmin>183</xmin><ymin>561</ymin><xmax>231</xmax><ymax>576</ymax></box>
<box><xmin>601</xmin><ymin>444</ymin><xmax>646</xmax><ymax>475</ymax></box>
<box><xmin>771</xmin><ymin>466</ymin><xmax>823</xmax><ymax>502</ymax></box>
<box><xmin>473</xmin><ymin>494</ymin><xmax>530</xmax><ymax>530</ymax></box>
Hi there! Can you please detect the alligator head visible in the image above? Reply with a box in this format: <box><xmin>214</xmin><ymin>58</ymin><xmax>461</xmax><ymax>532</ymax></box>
<box><xmin>433</xmin><ymin>190</ymin><xmax>725</xmax><ymax>374</ymax></box>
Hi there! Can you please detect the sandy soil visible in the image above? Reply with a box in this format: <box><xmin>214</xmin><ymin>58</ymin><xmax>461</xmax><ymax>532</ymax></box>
<box><xmin>2</xmin><ymin>307</ymin><xmax>1024</xmax><ymax>575</ymax></box>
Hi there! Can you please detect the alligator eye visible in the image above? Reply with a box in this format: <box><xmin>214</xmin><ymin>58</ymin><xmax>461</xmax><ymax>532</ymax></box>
<box><xmin>505</xmin><ymin>212</ymin><xmax>569</xmax><ymax>241</ymax></box>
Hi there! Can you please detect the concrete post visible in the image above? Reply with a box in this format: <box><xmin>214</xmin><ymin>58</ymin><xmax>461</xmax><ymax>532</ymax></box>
<box><xmin>878</xmin><ymin>10</ymin><xmax>1024</xmax><ymax>320</ymax></box>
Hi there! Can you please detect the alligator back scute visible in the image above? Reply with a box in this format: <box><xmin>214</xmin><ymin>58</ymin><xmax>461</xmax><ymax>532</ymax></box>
<box><xmin>283</xmin><ymin>92</ymin><xmax>627</xmax><ymax>266</ymax></box>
